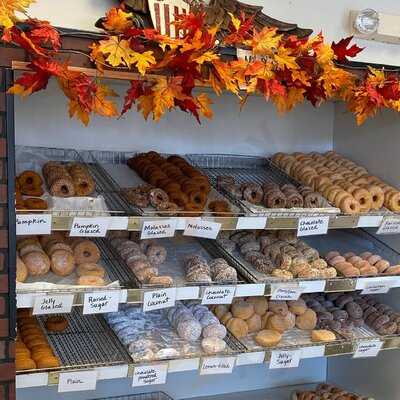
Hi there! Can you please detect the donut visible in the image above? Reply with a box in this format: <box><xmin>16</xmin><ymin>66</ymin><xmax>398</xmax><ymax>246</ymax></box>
<box><xmin>365</xmin><ymin>185</ymin><xmax>384</xmax><ymax>210</ymax></box>
<box><xmin>76</xmin><ymin>263</ymin><xmax>105</xmax><ymax>278</ymax></box>
<box><xmin>50</xmin><ymin>250</ymin><xmax>75</xmax><ymax>276</ymax></box>
<box><xmin>76</xmin><ymin>275</ymin><xmax>105</xmax><ymax>286</ymax></box>
<box><xmin>339</xmin><ymin>196</ymin><xmax>361</xmax><ymax>214</ymax></box>
<box><xmin>16</xmin><ymin>256</ymin><xmax>28</xmax><ymax>282</ymax></box>
<box><xmin>375</xmin><ymin>259</ymin><xmax>390</xmax><ymax>273</ymax></box>
<box><xmin>351</xmin><ymin>188</ymin><xmax>372</xmax><ymax>212</ymax></box>
<box><xmin>385</xmin><ymin>191</ymin><xmax>400</xmax><ymax>212</ymax></box>
<box><xmin>16</xmin><ymin>357</ymin><xmax>36</xmax><ymax>370</ymax></box>
<box><xmin>286</xmin><ymin>192</ymin><xmax>304</xmax><ymax>208</ymax></box>
<box><xmin>18</xmin><ymin>170</ymin><xmax>43</xmax><ymax>188</ymax></box>
<box><xmin>242</xmin><ymin>184</ymin><xmax>263</xmax><ymax>204</ymax></box>
<box><xmin>367</xmin><ymin>255</ymin><xmax>382</xmax><ymax>265</ymax></box>
<box><xmin>329</xmin><ymin>255</ymin><xmax>346</xmax><ymax>266</ymax></box>
<box><xmin>187</xmin><ymin>190</ymin><xmax>207</xmax><ymax>207</ymax></box>
<box><xmin>146</xmin><ymin>245</ymin><xmax>167</xmax><ymax>265</ymax></box>
<box><xmin>36</xmin><ymin>356</ymin><xmax>60</xmax><ymax>369</ymax></box>
<box><xmin>19</xmin><ymin>243</ymin><xmax>43</xmax><ymax>257</ymax></box>
<box><xmin>50</xmin><ymin>178</ymin><xmax>75</xmax><ymax>197</ymax></box>
<box><xmin>45</xmin><ymin>316</ymin><xmax>68</xmax><ymax>332</ymax></box>
<box><xmin>22</xmin><ymin>251</ymin><xmax>50</xmax><ymax>276</ymax></box>
<box><xmin>148</xmin><ymin>188</ymin><xmax>169</xmax><ymax>208</ymax></box>
<box><xmin>167</xmin><ymin>191</ymin><xmax>188</xmax><ymax>207</ymax></box>
<box><xmin>73</xmin><ymin>240</ymin><xmax>101</xmax><ymax>264</ymax></box>
<box><xmin>264</xmin><ymin>190</ymin><xmax>286</xmax><ymax>208</ymax></box>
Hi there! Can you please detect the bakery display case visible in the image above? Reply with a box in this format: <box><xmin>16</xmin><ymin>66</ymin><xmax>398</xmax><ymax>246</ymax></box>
<box><xmin>5</xmin><ymin>1</ymin><xmax>400</xmax><ymax>400</ymax></box>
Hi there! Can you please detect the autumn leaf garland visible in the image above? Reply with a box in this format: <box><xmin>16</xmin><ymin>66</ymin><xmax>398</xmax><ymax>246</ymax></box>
<box><xmin>2</xmin><ymin>1</ymin><xmax>400</xmax><ymax>126</ymax></box>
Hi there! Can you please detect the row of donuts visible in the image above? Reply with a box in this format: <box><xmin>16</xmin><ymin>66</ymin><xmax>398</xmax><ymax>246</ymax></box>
<box><xmin>16</xmin><ymin>233</ymin><xmax>106</xmax><ymax>286</ymax></box>
<box><xmin>293</xmin><ymin>383</ymin><xmax>371</xmax><ymax>400</ymax></box>
<box><xmin>272</xmin><ymin>151</ymin><xmax>400</xmax><ymax>214</ymax></box>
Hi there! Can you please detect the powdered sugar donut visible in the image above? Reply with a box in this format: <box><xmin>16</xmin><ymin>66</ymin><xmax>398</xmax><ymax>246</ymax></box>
<box><xmin>177</xmin><ymin>319</ymin><xmax>202</xmax><ymax>341</ymax></box>
<box><xmin>202</xmin><ymin>323</ymin><xmax>227</xmax><ymax>339</ymax></box>
<box><xmin>201</xmin><ymin>337</ymin><xmax>226</xmax><ymax>354</ymax></box>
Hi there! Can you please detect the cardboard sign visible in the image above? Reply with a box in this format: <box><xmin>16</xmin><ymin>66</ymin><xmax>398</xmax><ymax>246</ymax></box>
<box><xmin>353</xmin><ymin>340</ymin><xmax>383</xmax><ymax>358</ymax></box>
<box><xmin>297</xmin><ymin>216</ymin><xmax>329</xmax><ymax>236</ymax></box>
<box><xmin>141</xmin><ymin>219</ymin><xmax>176</xmax><ymax>239</ymax></box>
<box><xmin>143</xmin><ymin>288</ymin><xmax>177</xmax><ymax>312</ymax></box>
<box><xmin>83</xmin><ymin>291</ymin><xmax>121</xmax><ymax>314</ymax></box>
<box><xmin>201</xmin><ymin>286</ymin><xmax>236</xmax><ymax>305</ymax></box>
<box><xmin>32</xmin><ymin>294</ymin><xmax>74</xmax><ymax>315</ymax></box>
<box><xmin>269</xmin><ymin>350</ymin><xmax>301</xmax><ymax>369</ymax></box>
<box><xmin>270</xmin><ymin>284</ymin><xmax>302</xmax><ymax>301</ymax></box>
<box><xmin>58</xmin><ymin>370</ymin><xmax>97</xmax><ymax>392</ymax></box>
<box><xmin>132</xmin><ymin>364</ymin><xmax>168</xmax><ymax>387</ymax></box>
<box><xmin>377</xmin><ymin>217</ymin><xmax>400</xmax><ymax>235</ymax></box>
<box><xmin>200</xmin><ymin>356</ymin><xmax>236</xmax><ymax>375</ymax></box>
<box><xmin>70</xmin><ymin>217</ymin><xmax>109</xmax><ymax>237</ymax></box>
<box><xmin>16</xmin><ymin>214</ymin><xmax>52</xmax><ymax>235</ymax></box>
<box><xmin>183</xmin><ymin>219</ymin><xmax>221</xmax><ymax>239</ymax></box>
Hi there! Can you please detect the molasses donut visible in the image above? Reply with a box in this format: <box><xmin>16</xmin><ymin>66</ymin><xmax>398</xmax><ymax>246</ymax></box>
<box><xmin>73</xmin><ymin>240</ymin><xmax>101</xmax><ymax>265</ymax></box>
<box><xmin>148</xmin><ymin>188</ymin><xmax>169</xmax><ymax>208</ymax></box>
<box><xmin>187</xmin><ymin>190</ymin><xmax>207</xmax><ymax>207</ymax></box>
<box><xmin>167</xmin><ymin>191</ymin><xmax>188</xmax><ymax>207</ymax></box>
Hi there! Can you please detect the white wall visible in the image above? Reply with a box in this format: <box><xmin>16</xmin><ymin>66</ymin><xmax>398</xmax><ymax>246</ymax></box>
<box><xmin>27</xmin><ymin>0</ymin><xmax>400</xmax><ymax>66</ymax></box>
<box><xmin>15</xmin><ymin>79</ymin><xmax>334</xmax><ymax>155</ymax></box>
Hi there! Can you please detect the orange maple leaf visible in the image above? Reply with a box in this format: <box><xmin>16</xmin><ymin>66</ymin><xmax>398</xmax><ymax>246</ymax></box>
<box><xmin>93</xmin><ymin>84</ymin><xmax>119</xmax><ymax>117</ymax></box>
<box><xmin>196</xmin><ymin>93</ymin><xmax>213</xmax><ymax>119</ymax></box>
<box><xmin>137</xmin><ymin>94</ymin><xmax>154</xmax><ymax>120</ymax></box>
<box><xmin>247</xmin><ymin>27</ymin><xmax>281</xmax><ymax>56</ymax></box>
<box><xmin>102</xmin><ymin>8</ymin><xmax>133</xmax><ymax>32</ymax></box>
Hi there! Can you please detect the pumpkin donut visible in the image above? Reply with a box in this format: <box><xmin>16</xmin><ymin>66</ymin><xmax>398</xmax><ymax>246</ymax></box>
<box><xmin>21</xmin><ymin>185</ymin><xmax>44</xmax><ymax>197</ymax></box>
<box><xmin>24</xmin><ymin>197</ymin><xmax>48</xmax><ymax>210</ymax></box>
<box><xmin>50</xmin><ymin>178</ymin><xmax>75</xmax><ymax>197</ymax></box>
<box><xmin>18</xmin><ymin>170</ymin><xmax>43</xmax><ymax>188</ymax></box>
<box><xmin>339</xmin><ymin>196</ymin><xmax>361</xmax><ymax>214</ymax></box>
<box><xmin>366</xmin><ymin>185</ymin><xmax>384</xmax><ymax>210</ymax></box>
<box><xmin>73</xmin><ymin>240</ymin><xmax>101</xmax><ymax>265</ymax></box>
<box><xmin>351</xmin><ymin>188</ymin><xmax>372</xmax><ymax>212</ymax></box>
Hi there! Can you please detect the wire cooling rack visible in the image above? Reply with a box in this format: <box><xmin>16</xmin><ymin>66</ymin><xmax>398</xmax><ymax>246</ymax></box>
<box><xmin>187</xmin><ymin>154</ymin><xmax>338</xmax><ymax>217</ymax></box>
<box><xmin>36</xmin><ymin>309</ymin><xmax>132</xmax><ymax>370</ymax></box>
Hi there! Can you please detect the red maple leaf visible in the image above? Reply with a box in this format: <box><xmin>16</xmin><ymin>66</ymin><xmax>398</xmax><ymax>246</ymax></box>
<box><xmin>175</xmin><ymin>98</ymin><xmax>200</xmax><ymax>123</ymax></box>
<box><xmin>174</xmin><ymin>12</ymin><xmax>205</xmax><ymax>35</ymax></box>
<box><xmin>13</xmin><ymin>70</ymin><xmax>51</xmax><ymax>94</ymax></box>
<box><xmin>27</xmin><ymin>19</ymin><xmax>61</xmax><ymax>51</ymax></box>
<box><xmin>224</xmin><ymin>12</ymin><xmax>254</xmax><ymax>45</ymax></box>
<box><xmin>284</xmin><ymin>35</ymin><xmax>309</xmax><ymax>50</ymax></box>
<box><xmin>257</xmin><ymin>78</ymin><xmax>286</xmax><ymax>99</ymax></box>
<box><xmin>331</xmin><ymin>36</ymin><xmax>363</xmax><ymax>62</ymax></box>
<box><xmin>121</xmin><ymin>80</ymin><xmax>144</xmax><ymax>115</ymax></box>
<box><xmin>304</xmin><ymin>80</ymin><xmax>326</xmax><ymax>106</ymax></box>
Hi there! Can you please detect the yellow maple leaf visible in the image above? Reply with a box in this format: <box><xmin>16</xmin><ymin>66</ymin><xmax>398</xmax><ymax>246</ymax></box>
<box><xmin>102</xmin><ymin>8</ymin><xmax>133</xmax><ymax>32</ymax></box>
<box><xmin>247</xmin><ymin>28</ymin><xmax>282</xmax><ymax>56</ymax></box>
<box><xmin>212</xmin><ymin>60</ymin><xmax>240</xmax><ymax>96</ymax></box>
<box><xmin>196</xmin><ymin>93</ymin><xmax>213</xmax><ymax>119</ymax></box>
<box><xmin>0</xmin><ymin>0</ymin><xmax>35</xmax><ymax>28</ymax></box>
<box><xmin>228</xmin><ymin>12</ymin><xmax>241</xmax><ymax>31</ymax></box>
<box><xmin>98</xmin><ymin>36</ymin><xmax>133</xmax><ymax>68</ymax></box>
<box><xmin>89</xmin><ymin>43</ymin><xmax>106</xmax><ymax>72</ymax></box>
<box><xmin>69</xmin><ymin>99</ymin><xmax>90</xmax><ymax>126</ymax></box>
<box><xmin>93</xmin><ymin>84</ymin><xmax>119</xmax><ymax>117</ymax></box>
<box><xmin>316</xmin><ymin>43</ymin><xmax>334</xmax><ymax>66</ymax></box>
<box><xmin>137</xmin><ymin>94</ymin><xmax>154</xmax><ymax>120</ymax></box>
<box><xmin>193</xmin><ymin>51</ymin><xmax>219</xmax><ymax>65</ymax></box>
<box><xmin>291</xmin><ymin>70</ymin><xmax>310</xmax><ymax>86</ymax></box>
<box><xmin>130</xmin><ymin>50</ymin><xmax>156</xmax><ymax>75</ymax></box>
<box><xmin>274</xmin><ymin>46</ymin><xmax>298</xmax><ymax>70</ymax></box>
<box><xmin>8</xmin><ymin>83</ymin><xmax>30</xmax><ymax>96</ymax></box>
<box><xmin>273</xmin><ymin>87</ymin><xmax>305</xmax><ymax>113</ymax></box>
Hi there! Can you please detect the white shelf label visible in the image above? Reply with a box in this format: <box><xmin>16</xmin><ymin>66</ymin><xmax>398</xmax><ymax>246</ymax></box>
<box><xmin>83</xmin><ymin>291</ymin><xmax>121</xmax><ymax>314</ymax></box>
<box><xmin>236</xmin><ymin>217</ymin><xmax>267</xmax><ymax>230</ymax></box>
<box><xmin>270</xmin><ymin>284</ymin><xmax>302</xmax><ymax>301</ymax></box>
<box><xmin>168</xmin><ymin>358</ymin><xmax>200</xmax><ymax>373</ymax></box>
<box><xmin>16</xmin><ymin>214</ymin><xmax>52</xmax><ymax>235</ymax></box>
<box><xmin>107</xmin><ymin>216</ymin><xmax>129</xmax><ymax>230</ymax></box>
<box><xmin>301</xmin><ymin>345</ymin><xmax>325</xmax><ymax>359</ymax></box>
<box><xmin>183</xmin><ymin>218</ymin><xmax>221</xmax><ymax>239</ymax></box>
<box><xmin>70</xmin><ymin>217</ymin><xmax>109</xmax><ymax>237</ymax></box>
<box><xmin>141</xmin><ymin>219</ymin><xmax>177</xmax><ymax>239</ymax></box>
<box><xmin>377</xmin><ymin>217</ymin><xmax>400</xmax><ymax>235</ymax></box>
<box><xmin>299</xmin><ymin>280</ymin><xmax>326</xmax><ymax>293</ymax></box>
<box><xmin>58</xmin><ymin>370</ymin><xmax>97</xmax><ymax>392</ymax></box>
<box><xmin>132</xmin><ymin>364</ymin><xmax>168</xmax><ymax>387</ymax></box>
<box><xmin>176</xmin><ymin>286</ymin><xmax>200</xmax><ymax>300</ymax></box>
<box><xmin>361</xmin><ymin>282</ymin><xmax>391</xmax><ymax>295</ymax></box>
<box><xmin>297</xmin><ymin>216</ymin><xmax>329</xmax><ymax>236</ymax></box>
<box><xmin>175</xmin><ymin>218</ymin><xmax>187</xmax><ymax>230</ymax></box>
<box><xmin>355</xmin><ymin>276</ymin><xmax>400</xmax><ymax>292</ymax></box>
<box><xmin>143</xmin><ymin>288</ymin><xmax>176</xmax><ymax>312</ymax></box>
<box><xmin>32</xmin><ymin>294</ymin><xmax>74</xmax><ymax>315</ymax></box>
<box><xmin>236</xmin><ymin>352</ymin><xmax>265</xmax><ymax>366</ymax></box>
<box><xmin>201</xmin><ymin>286</ymin><xmax>236</xmax><ymax>305</ymax></box>
<box><xmin>353</xmin><ymin>340</ymin><xmax>383</xmax><ymax>358</ymax></box>
<box><xmin>357</xmin><ymin>215</ymin><xmax>384</xmax><ymax>228</ymax></box>
<box><xmin>16</xmin><ymin>373</ymin><xmax>48</xmax><ymax>388</ymax></box>
<box><xmin>235</xmin><ymin>284</ymin><xmax>266</xmax><ymax>297</ymax></box>
<box><xmin>270</xmin><ymin>349</ymin><xmax>301</xmax><ymax>369</ymax></box>
<box><xmin>200</xmin><ymin>356</ymin><xmax>236</xmax><ymax>375</ymax></box>
<box><xmin>96</xmin><ymin>365</ymin><xmax>129</xmax><ymax>380</ymax></box>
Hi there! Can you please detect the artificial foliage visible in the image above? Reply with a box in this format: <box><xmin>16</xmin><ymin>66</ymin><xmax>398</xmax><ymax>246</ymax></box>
<box><xmin>1</xmin><ymin>0</ymin><xmax>400</xmax><ymax>125</ymax></box>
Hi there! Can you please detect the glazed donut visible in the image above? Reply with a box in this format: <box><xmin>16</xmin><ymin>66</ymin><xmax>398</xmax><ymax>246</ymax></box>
<box><xmin>76</xmin><ymin>263</ymin><xmax>105</xmax><ymax>278</ymax></box>
<box><xmin>339</xmin><ymin>196</ymin><xmax>361</xmax><ymax>214</ymax></box>
<box><xmin>45</xmin><ymin>316</ymin><xmax>68</xmax><ymax>332</ymax></box>
<box><xmin>73</xmin><ymin>240</ymin><xmax>101</xmax><ymax>265</ymax></box>
<box><xmin>76</xmin><ymin>275</ymin><xmax>105</xmax><ymax>286</ymax></box>
<box><xmin>365</xmin><ymin>185</ymin><xmax>384</xmax><ymax>210</ymax></box>
<box><xmin>36</xmin><ymin>356</ymin><xmax>60</xmax><ymax>369</ymax></box>
<box><xmin>242</xmin><ymin>184</ymin><xmax>263</xmax><ymax>204</ymax></box>
<box><xmin>385</xmin><ymin>191</ymin><xmax>400</xmax><ymax>212</ymax></box>
<box><xmin>50</xmin><ymin>178</ymin><xmax>76</xmax><ymax>197</ymax></box>
<box><xmin>22</xmin><ymin>251</ymin><xmax>50</xmax><ymax>276</ymax></box>
<box><xmin>264</xmin><ymin>190</ymin><xmax>286</xmax><ymax>208</ymax></box>
<box><xmin>23</xmin><ymin>198</ymin><xmax>48</xmax><ymax>210</ymax></box>
<box><xmin>148</xmin><ymin>188</ymin><xmax>169</xmax><ymax>208</ymax></box>
<box><xmin>50</xmin><ymin>250</ymin><xmax>75</xmax><ymax>276</ymax></box>
<box><xmin>146</xmin><ymin>245</ymin><xmax>167</xmax><ymax>265</ymax></box>
<box><xmin>351</xmin><ymin>188</ymin><xmax>372</xmax><ymax>212</ymax></box>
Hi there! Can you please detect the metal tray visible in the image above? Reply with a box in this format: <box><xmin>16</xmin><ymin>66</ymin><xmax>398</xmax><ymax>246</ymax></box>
<box><xmin>187</xmin><ymin>154</ymin><xmax>340</xmax><ymax>217</ymax></box>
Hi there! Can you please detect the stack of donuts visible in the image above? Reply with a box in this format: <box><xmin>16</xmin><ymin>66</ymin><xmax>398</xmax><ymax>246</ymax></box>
<box><xmin>272</xmin><ymin>151</ymin><xmax>400</xmax><ymax>214</ymax></box>
<box><xmin>293</xmin><ymin>383</ymin><xmax>371</xmax><ymax>400</ymax></box>
<box><xmin>16</xmin><ymin>309</ymin><xmax>60</xmax><ymax>370</ymax></box>
<box><xmin>110</xmin><ymin>237</ymin><xmax>173</xmax><ymax>286</ymax></box>
<box><xmin>16</xmin><ymin>234</ymin><xmax>106</xmax><ymax>286</ymax></box>
<box><xmin>16</xmin><ymin>170</ymin><xmax>48</xmax><ymax>210</ymax></box>
<box><xmin>217</xmin><ymin>176</ymin><xmax>325</xmax><ymax>209</ymax></box>
<box><xmin>127</xmin><ymin>151</ymin><xmax>212</xmax><ymax>215</ymax></box>
<box><xmin>184</xmin><ymin>255</ymin><xmax>237</xmax><ymax>283</ymax></box>
<box><xmin>42</xmin><ymin>161</ymin><xmax>95</xmax><ymax>197</ymax></box>
<box><xmin>325</xmin><ymin>251</ymin><xmax>400</xmax><ymax>277</ymax></box>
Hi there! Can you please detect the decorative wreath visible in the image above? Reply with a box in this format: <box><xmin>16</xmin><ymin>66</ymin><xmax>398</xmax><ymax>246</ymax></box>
<box><xmin>1</xmin><ymin>0</ymin><xmax>400</xmax><ymax>125</ymax></box>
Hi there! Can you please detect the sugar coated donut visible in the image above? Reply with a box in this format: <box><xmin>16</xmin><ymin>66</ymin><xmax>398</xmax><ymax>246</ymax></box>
<box><xmin>76</xmin><ymin>275</ymin><xmax>105</xmax><ymax>286</ymax></box>
<box><xmin>76</xmin><ymin>263</ymin><xmax>105</xmax><ymax>278</ymax></box>
<box><xmin>50</xmin><ymin>250</ymin><xmax>75</xmax><ymax>276</ymax></box>
<box><xmin>73</xmin><ymin>240</ymin><xmax>101</xmax><ymax>264</ymax></box>
<box><xmin>16</xmin><ymin>256</ymin><xmax>28</xmax><ymax>282</ymax></box>
<box><xmin>146</xmin><ymin>245</ymin><xmax>167</xmax><ymax>265</ymax></box>
<box><xmin>22</xmin><ymin>251</ymin><xmax>50</xmax><ymax>276</ymax></box>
